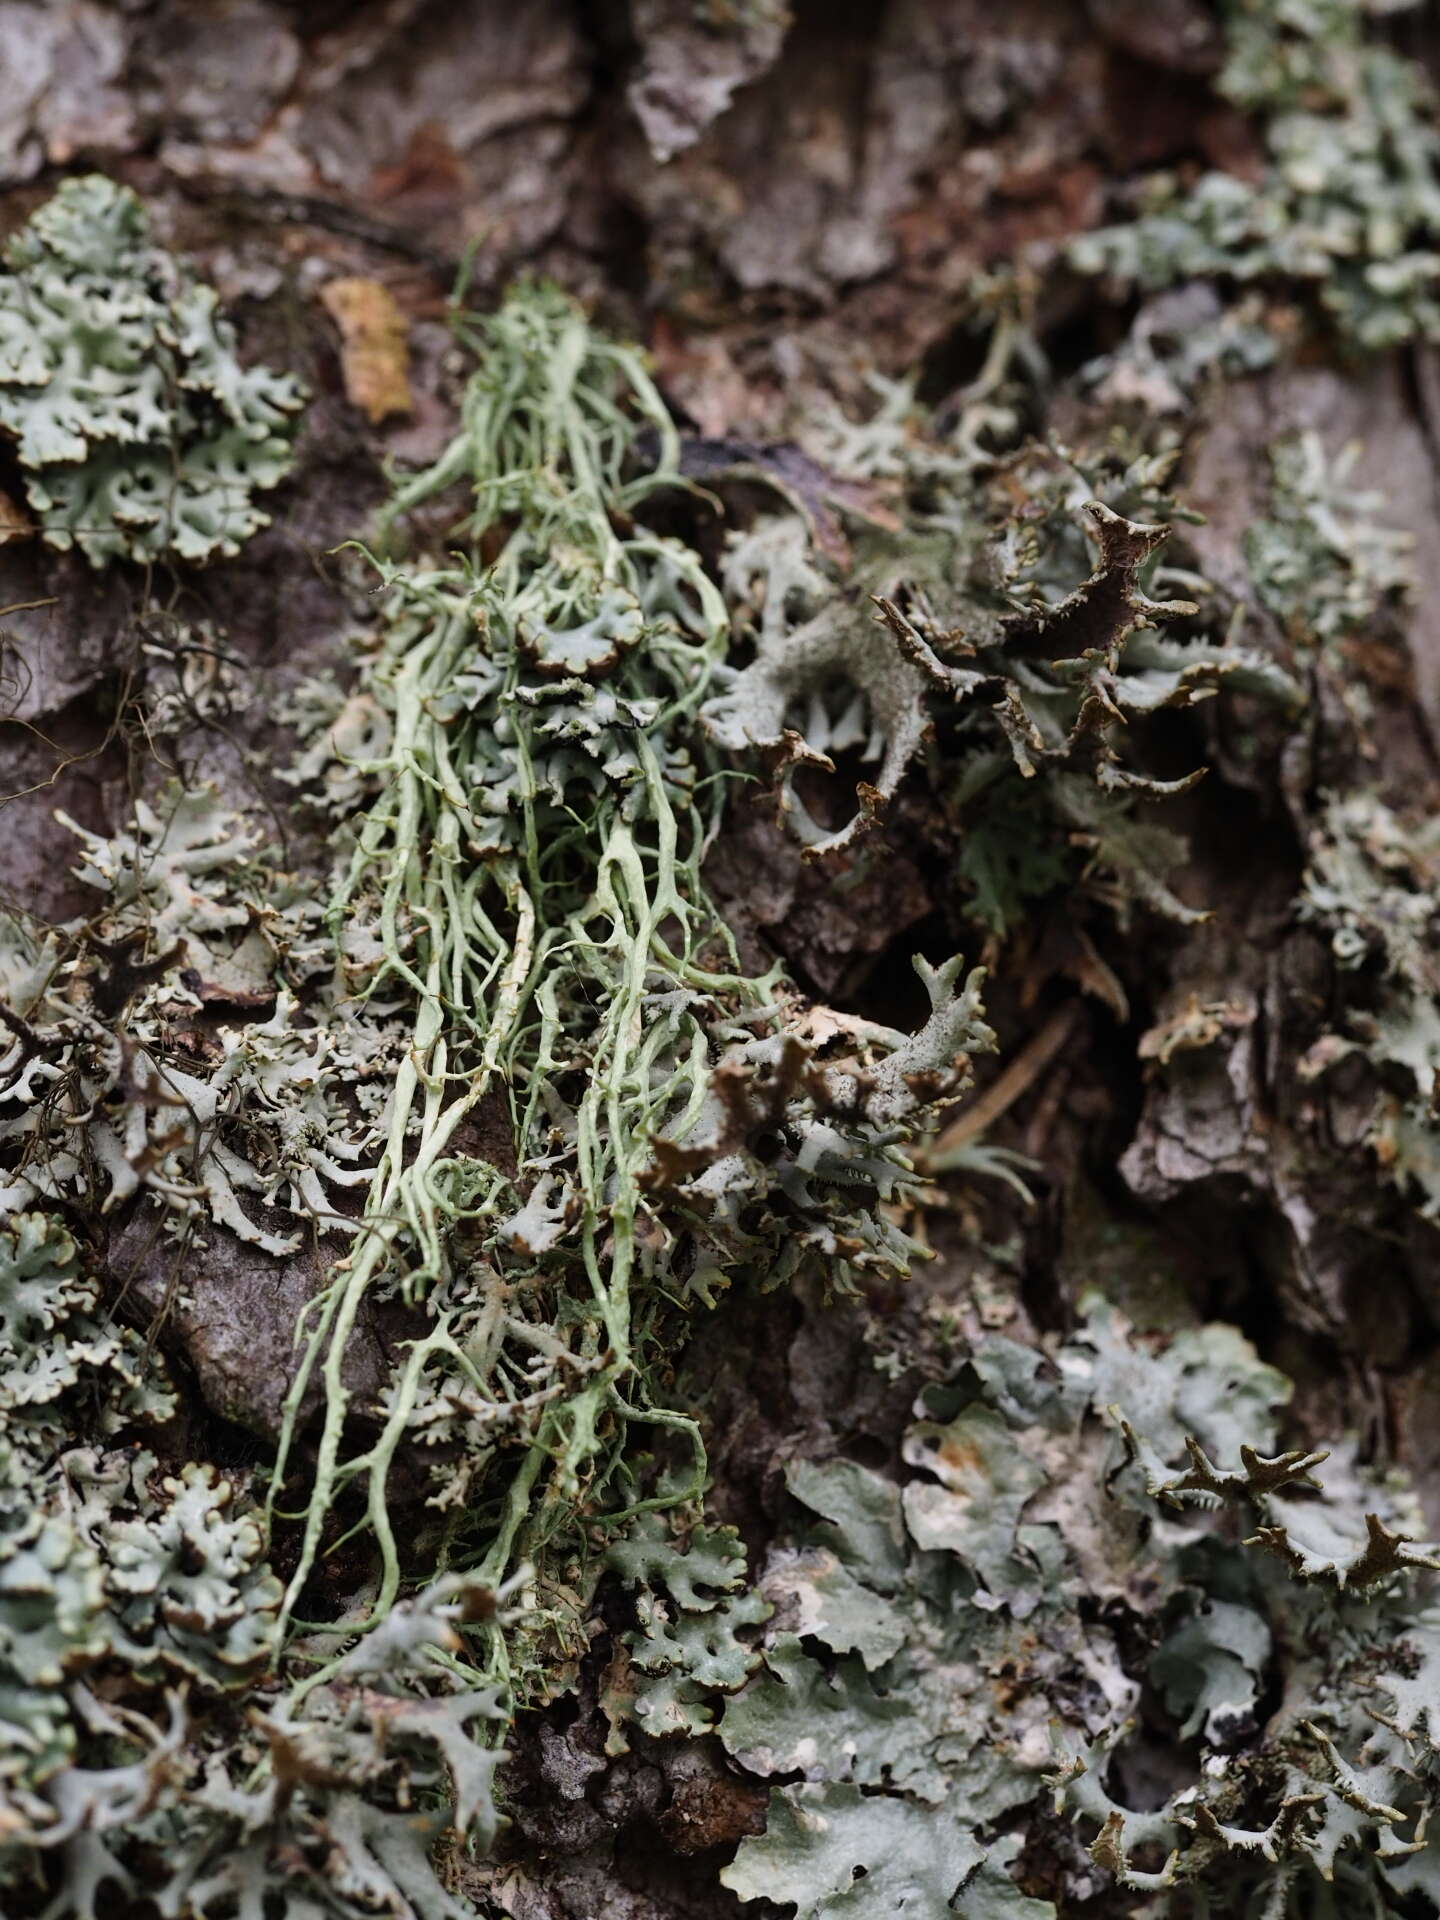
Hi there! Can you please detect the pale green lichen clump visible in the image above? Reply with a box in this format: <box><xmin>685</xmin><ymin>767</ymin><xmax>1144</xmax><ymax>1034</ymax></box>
<box><xmin>264</xmin><ymin>282</ymin><xmax>999</xmax><ymax>1696</ymax></box>
<box><xmin>1073</xmin><ymin>0</ymin><xmax>1440</xmax><ymax>349</ymax></box>
<box><xmin>0</xmin><ymin>175</ymin><xmax>302</xmax><ymax>564</ymax></box>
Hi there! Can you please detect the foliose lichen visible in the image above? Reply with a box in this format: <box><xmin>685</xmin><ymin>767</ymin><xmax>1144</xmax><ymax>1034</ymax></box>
<box><xmin>0</xmin><ymin>174</ymin><xmax>302</xmax><ymax>565</ymax></box>
<box><xmin>704</xmin><ymin>1301</ymin><xmax>1440</xmax><ymax>1916</ymax></box>
<box><xmin>1072</xmin><ymin>0</ymin><xmax>1440</xmax><ymax>350</ymax></box>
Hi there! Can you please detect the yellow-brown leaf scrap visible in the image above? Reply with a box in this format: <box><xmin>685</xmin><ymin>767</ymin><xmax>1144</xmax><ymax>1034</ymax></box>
<box><xmin>320</xmin><ymin>277</ymin><xmax>413</xmax><ymax>424</ymax></box>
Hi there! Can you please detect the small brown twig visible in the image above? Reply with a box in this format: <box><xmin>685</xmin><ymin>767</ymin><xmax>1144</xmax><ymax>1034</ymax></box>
<box><xmin>923</xmin><ymin>1001</ymin><xmax>1081</xmax><ymax>1160</ymax></box>
<box><xmin>0</xmin><ymin>997</ymin><xmax>42</xmax><ymax>1062</ymax></box>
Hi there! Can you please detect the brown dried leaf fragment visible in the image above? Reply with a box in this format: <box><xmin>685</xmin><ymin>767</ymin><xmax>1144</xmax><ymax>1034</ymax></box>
<box><xmin>0</xmin><ymin>490</ymin><xmax>33</xmax><ymax>545</ymax></box>
<box><xmin>320</xmin><ymin>277</ymin><xmax>413</xmax><ymax>425</ymax></box>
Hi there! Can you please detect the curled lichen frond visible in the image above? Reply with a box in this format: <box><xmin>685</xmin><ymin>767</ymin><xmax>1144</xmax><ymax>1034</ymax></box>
<box><xmin>705</xmin><ymin>463</ymin><xmax>1296</xmax><ymax>894</ymax></box>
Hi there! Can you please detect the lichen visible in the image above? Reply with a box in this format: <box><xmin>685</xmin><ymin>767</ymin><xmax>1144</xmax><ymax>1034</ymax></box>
<box><xmin>0</xmin><ymin>278</ymin><xmax>1005</xmax><ymax>1915</ymax></box>
<box><xmin>6</xmin><ymin>105</ymin><xmax>1440</xmax><ymax>1917</ymax></box>
<box><xmin>0</xmin><ymin>174</ymin><xmax>302</xmax><ymax>565</ymax></box>
<box><xmin>1072</xmin><ymin>0</ymin><xmax>1440</xmax><ymax>350</ymax></box>
<box><xmin>1246</xmin><ymin>430</ymin><xmax>1414</xmax><ymax>652</ymax></box>
<box><xmin>704</xmin><ymin>418</ymin><xmax>1298</xmax><ymax>929</ymax></box>
<box><xmin>701</xmin><ymin>1300</ymin><xmax>1440</xmax><ymax>1916</ymax></box>
<box><xmin>1299</xmin><ymin>790</ymin><xmax>1440</xmax><ymax>1217</ymax></box>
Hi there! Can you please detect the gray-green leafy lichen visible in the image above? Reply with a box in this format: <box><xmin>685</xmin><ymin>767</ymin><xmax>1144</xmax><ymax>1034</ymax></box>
<box><xmin>699</xmin><ymin>1301</ymin><xmax>1440</xmax><ymax>1915</ymax></box>
<box><xmin>705</xmin><ymin>417</ymin><xmax>1298</xmax><ymax>931</ymax></box>
<box><xmin>0</xmin><ymin>175</ymin><xmax>302</xmax><ymax>564</ymax></box>
<box><xmin>1246</xmin><ymin>430</ymin><xmax>1414</xmax><ymax>653</ymax></box>
<box><xmin>1072</xmin><ymin>0</ymin><xmax>1440</xmax><ymax>350</ymax></box>
<box><xmin>1300</xmin><ymin>790</ymin><xmax>1440</xmax><ymax>1219</ymax></box>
